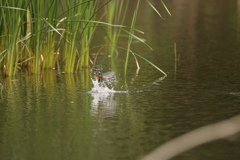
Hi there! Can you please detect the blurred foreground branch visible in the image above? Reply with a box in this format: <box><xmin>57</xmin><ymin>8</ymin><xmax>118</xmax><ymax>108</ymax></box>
<box><xmin>141</xmin><ymin>115</ymin><xmax>240</xmax><ymax>160</ymax></box>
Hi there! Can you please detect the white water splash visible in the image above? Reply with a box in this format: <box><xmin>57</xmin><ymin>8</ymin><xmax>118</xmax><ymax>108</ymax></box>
<box><xmin>89</xmin><ymin>79</ymin><xmax>114</xmax><ymax>93</ymax></box>
<box><xmin>88</xmin><ymin>79</ymin><xmax>128</xmax><ymax>94</ymax></box>
<box><xmin>89</xmin><ymin>79</ymin><xmax>115</xmax><ymax>117</ymax></box>
<box><xmin>89</xmin><ymin>79</ymin><xmax>128</xmax><ymax>117</ymax></box>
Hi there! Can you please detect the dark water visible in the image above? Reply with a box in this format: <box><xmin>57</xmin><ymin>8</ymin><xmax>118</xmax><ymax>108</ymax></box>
<box><xmin>1</xmin><ymin>0</ymin><xmax>240</xmax><ymax>160</ymax></box>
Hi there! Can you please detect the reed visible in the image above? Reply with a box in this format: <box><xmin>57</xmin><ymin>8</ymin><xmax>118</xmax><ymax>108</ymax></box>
<box><xmin>123</xmin><ymin>0</ymin><xmax>171</xmax><ymax>75</ymax></box>
<box><xmin>29</xmin><ymin>0</ymin><xmax>44</xmax><ymax>74</ymax></box>
<box><xmin>62</xmin><ymin>0</ymin><xmax>101</xmax><ymax>73</ymax></box>
<box><xmin>62</xmin><ymin>0</ymin><xmax>83</xmax><ymax>73</ymax></box>
<box><xmin>0</xmin><ymin>1</ymin><xmax>27</xmax><ymax>76</ymax></box>
<box><xmin>77</xmin><ymin>0</ymin><xmax>99</xmax><ymax>69</ymax></box>
<box><xmin>105</xmin><ymin>0</ymin><xmax>129</xmax><ymax>56</ymax></box>
<box><xmin>41</xmin><ymin>0</ymin><xmax>61</xmax><ymax>70</ymax></box>
<box><xmin>124</xmin><ymin>0</ymin><xmax>140</xmax><ymax>76</ymax></box>
<box><xmin>0</xmin><ymin>0</ymin><xmax>170</xmax><ymax>77</ymax></box>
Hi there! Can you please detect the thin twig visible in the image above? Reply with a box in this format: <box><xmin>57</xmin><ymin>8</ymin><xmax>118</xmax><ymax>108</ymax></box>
<box><xmin>131</xmin><ymin>51</ymin><xmax>140</xmax><ymax>71</ymax></box>
<box><xmin>0</xmin><ymin>83</ymin><xmax>3</xmax><ymax>100</ymax></box>
<box><xmin>93</xmin><ymin>44</ymin><xmax>107</xmax><ymax>68</ymax></box>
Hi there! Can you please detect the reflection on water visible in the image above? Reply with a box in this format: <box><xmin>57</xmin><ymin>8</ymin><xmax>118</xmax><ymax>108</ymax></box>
<box><xmin>91</xmin><ymin>92</ymin><xmax>116</xmax><ymax>118</ymax></box>
<box><xmin>152</xmin><ymin>76</ymin><xmax>167</xmax><ymax>86</ymax></box>
<box><xmin>89</xmin><ymin>79</ymin><xmax>127</xmax><ymax>118</ymax></box>
<box><xmin>90</xmin><ymin>79</ymin><xmax>117</xmax><ymax>117</ymax></box>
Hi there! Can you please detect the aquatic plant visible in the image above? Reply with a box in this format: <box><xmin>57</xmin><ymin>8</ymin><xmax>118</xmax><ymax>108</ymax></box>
<box><xmin>124</xmin><ymin>0</ymin><xmax>140</xmax><ymax>76</ymax></box>
<box><xmin>0</xmin><ymin>1</ymin><xmax>27</xmax><ymax>76</ymax></box>
<box><xmin>104</xmin><ymin>0</ymin><xmax>129</xmax><ymax>56</ymax></box>
<box><xmin>0</xmin><ymin>0</ymin><xmax>171</xmax><ymax>76</ymax></box>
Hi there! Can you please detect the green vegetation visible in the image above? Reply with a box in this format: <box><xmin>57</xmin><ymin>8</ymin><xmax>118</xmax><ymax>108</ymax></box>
<box><xmin>0</xmin><ymin>0</ymin><xmax>170</xmax><ymax>77</ymax></box>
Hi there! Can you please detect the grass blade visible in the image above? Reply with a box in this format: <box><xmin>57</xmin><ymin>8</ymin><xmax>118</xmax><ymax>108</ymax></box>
<box><xmin>125</xmin><ymin>0</ymin><xmax>140</xmax><ymax>75</ymax></box>
<box><xmin>145</xmin><ymin>0</ymin><xmax>163</xmax><ymax>19</ymax></box>
<box><xmin>134</xmin><ymin>52</ymin><xmax>167</xmax><ymax>76</ymax></box>
<box><xmin>122</xmin><ymin>28</ymin><xmax>153</xmax><ymax>51</ymax></box>
<box><xmin>70</xmin><ymin>20</ymin><xmax>125</xmax><ymax>28</ymax></box>
<box><xmin>161</xmin><ymin>0</ymin><xmax>171</xmax><ymax>16</ymax></box>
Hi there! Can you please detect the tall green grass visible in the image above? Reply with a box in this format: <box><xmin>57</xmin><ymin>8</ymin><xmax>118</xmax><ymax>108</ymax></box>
<box><xmin>124</xmin><ymin>0</ymin><xmax>140</xmax><ymax>76</ymax></box>
<box><xmin>0</xmin><ymin>1</ymin><xmax>27</xmax><ymax>76</ymax></box>
<box><xmin>62</xmin><ymin>0</ymin><xmax>88</xmax><ymax>73</ymax></box>
<box><xmin>105</xmin><ymin>0</ymin><xmax>129</xmax><ymax>56</ymax></box>
<box><xmin>0</xmin><ymin>0</ymin><xmax>171</xmax><ymax>77</ymax></box>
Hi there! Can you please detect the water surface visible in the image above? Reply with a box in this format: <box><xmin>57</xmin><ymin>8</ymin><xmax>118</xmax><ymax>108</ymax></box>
<box><xmin>0</xmin><ymin>0</ymin><xmax>240</xmax><ymax>160</ymax></box>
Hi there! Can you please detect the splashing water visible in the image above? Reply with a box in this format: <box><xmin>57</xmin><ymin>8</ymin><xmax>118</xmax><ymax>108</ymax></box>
<box><xmin>89</xmin><ymin>79</ymin><xmax>127</xmax><ymax>117</ymax></box>
<box><xmin>89</xmin><ymin>79</ymin><xmax>128</xmax><ymax>94</ymax></box>
<box><xmin>89</xmin><ymin>79</ymin><xmax>115</xmax><ymax>93</ymax></box>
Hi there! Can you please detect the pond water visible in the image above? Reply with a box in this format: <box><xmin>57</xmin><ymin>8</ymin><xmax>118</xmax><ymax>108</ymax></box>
<box><xmin>0</xmin><ymin>0</ymin><xmax>240</xmax><ymax>160</ymax></box>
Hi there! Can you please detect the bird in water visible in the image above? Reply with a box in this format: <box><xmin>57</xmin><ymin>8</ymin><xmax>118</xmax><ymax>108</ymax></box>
<box><xmin>95</xmin><ymin>71</ymin><xmax>115</xmax><ymax>82</ymax></box>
